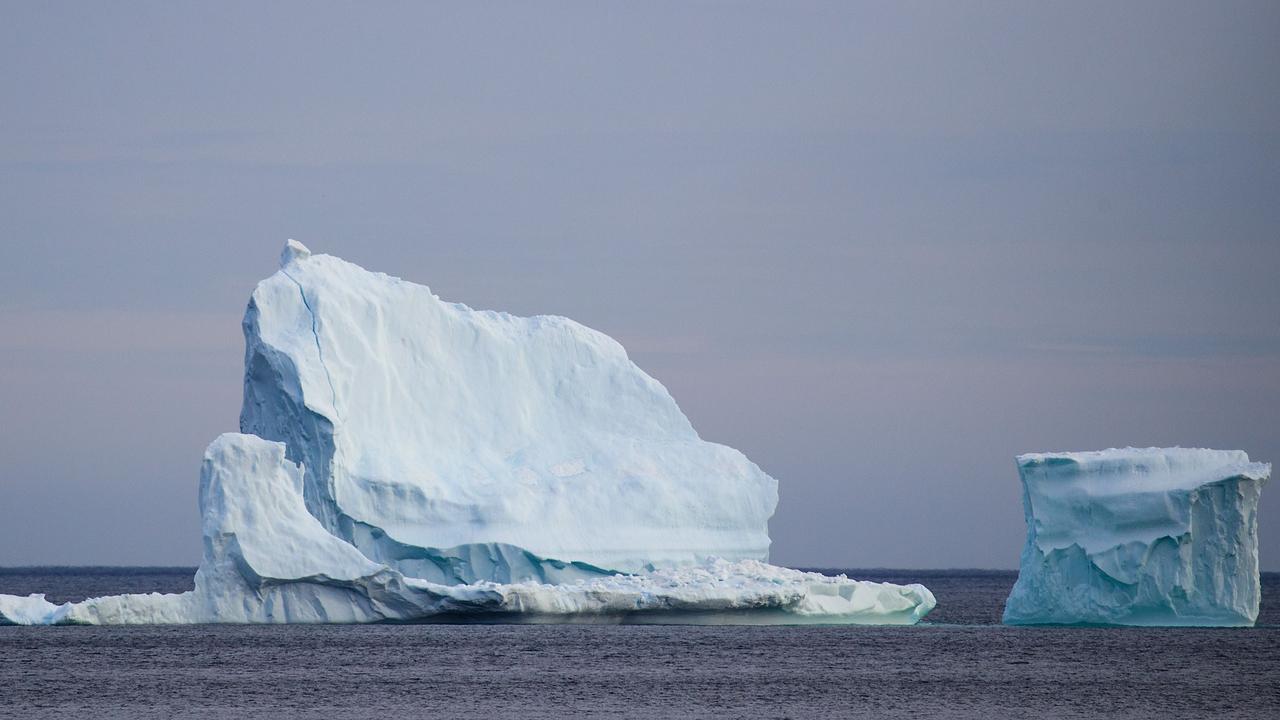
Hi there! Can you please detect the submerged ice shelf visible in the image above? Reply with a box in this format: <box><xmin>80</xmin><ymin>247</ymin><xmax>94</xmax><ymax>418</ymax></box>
<box><xmin>1004</xmin><ymin>447</ymin><xmax>1270</xmax><ymax>627</ymax></box>
<box><xmin>1</xmin><ymin>241</ymin><xmax>934</xmax><ymax>626</ymax></box>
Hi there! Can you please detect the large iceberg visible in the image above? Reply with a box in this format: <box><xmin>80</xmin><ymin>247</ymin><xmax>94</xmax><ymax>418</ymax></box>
<box><xmin>1003</xmin><ymin>447</ymin><xmax>1270</xmax><ymax>626</ymax></box>
<box><xmin>244</xmin><ymin>239</ymin><xmax>774</xmax><ymax>577</ymax></box>
<box><xmin>1</xmin><ymin>241</ymin><xmax>934</xmax><ymax>625</ymax></box>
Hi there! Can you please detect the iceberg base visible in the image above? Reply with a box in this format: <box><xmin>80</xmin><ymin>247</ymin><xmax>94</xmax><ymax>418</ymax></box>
<box><xmin>2</xmin><ymin>435</ymin><xmax>934</xmax><ymax>626</ymax></box>
<box><xmin>0</xmin><ymin>561</ymin><xmax>935</xmax><ymax>626</ymax></box>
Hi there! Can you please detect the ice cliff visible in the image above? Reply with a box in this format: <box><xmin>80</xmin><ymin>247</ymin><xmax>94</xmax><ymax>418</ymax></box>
<box><xmin>0</xmin><ymin>241</ymin><xmax>935</xmax><ymax>625</ymax></box>
<box><xmin>243</xmin><ymin>239</ymin><xmax>775</xmax><ymax>577</ymax></box>
<box><xmin>1003</xmin><ymin>447</ymin><xmax>1270</xmax><ymax>626</ymax></box>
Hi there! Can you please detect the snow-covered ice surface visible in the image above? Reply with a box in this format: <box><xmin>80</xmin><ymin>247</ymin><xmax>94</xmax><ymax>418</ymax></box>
<box><xmin>244</xmin><ymin>239</ymin><xmax>776</xmax><ymax>576</ymax></box>
<box><xmin>1</xmin><ymin>241</ymin><xmax>934</xmax><ymax>626</ymax></box>
<box><xmin>1004</xmin><ymin>447</ymin><xmax>1270</xmax><ymax>626</ymax></box>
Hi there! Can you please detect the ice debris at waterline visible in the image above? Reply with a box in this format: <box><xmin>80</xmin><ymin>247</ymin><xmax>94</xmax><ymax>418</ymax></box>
<box><xmin>1003</xmin><ymin>447</ymin><xmax>1270</xmax><ymax>627</ymax></box>
<box><xmin>1</xmin><ymin>241</ymin><xmax>934</xmax><ymax>626</ymax></box>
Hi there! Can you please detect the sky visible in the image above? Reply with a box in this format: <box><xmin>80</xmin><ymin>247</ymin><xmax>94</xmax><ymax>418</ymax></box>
<box><xmin>1</xmin><ymin>1</ymin><xmax>1278</xmax><ymax>570</ymax></box>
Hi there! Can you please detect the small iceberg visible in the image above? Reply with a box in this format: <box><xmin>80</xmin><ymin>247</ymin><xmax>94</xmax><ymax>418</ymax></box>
<box><xmin>1003</xmin><ymin>447</ymin><xmax>1269</xmax><ymax>626</ymax></box>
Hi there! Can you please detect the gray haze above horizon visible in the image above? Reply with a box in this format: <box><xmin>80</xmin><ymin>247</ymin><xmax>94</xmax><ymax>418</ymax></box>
<box><xmin>2</xmin><ymin>1</ymin><xmax>1278</xmax><ymax>570</ymax></box>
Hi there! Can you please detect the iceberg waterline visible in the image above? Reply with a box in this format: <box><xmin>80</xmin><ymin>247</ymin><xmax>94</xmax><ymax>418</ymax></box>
<box><xmin>1</xmin><ymin>241</ymin><xmax>935</xmax><ymax>625</ymax></box>
<box><xmin>1004</xmin><ymin>447</ymin><xmax>1270</xmax><ymax>626</ymax></box>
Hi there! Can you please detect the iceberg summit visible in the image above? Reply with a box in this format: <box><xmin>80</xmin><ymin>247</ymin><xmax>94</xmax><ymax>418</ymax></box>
<box><xmin>1004</xmin><ymin>447</ymin><xmax>1270</xmax><ymax>626</ymax></box>
<box><xmin>1</xmin><ymin>241</ymin><xmax>935</xmax><ymax>626</ymax></box>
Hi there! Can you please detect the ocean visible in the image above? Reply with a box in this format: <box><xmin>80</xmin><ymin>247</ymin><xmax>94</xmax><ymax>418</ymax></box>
<box><xmin>2</xmin><ymin>568</ymin><xmax>1277</xmax><ymax>719</ymax></box>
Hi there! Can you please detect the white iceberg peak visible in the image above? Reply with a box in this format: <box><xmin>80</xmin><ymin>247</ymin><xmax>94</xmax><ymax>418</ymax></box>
<box><xmin>242</xmin><ymin>245</ymin><xmax>778</xmax><ymax>574</ymax></box>
<box><xmin>279</xmin><ymin>238</ymin><xmax>311</xmax><ymax>267</ymax></box>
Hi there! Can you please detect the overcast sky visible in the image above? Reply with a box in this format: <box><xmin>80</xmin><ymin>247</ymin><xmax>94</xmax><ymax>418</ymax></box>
<box><xmin>2</xmin><ymin>1</ymin><xmax>1278</xmax><ymax>569</ymax></box>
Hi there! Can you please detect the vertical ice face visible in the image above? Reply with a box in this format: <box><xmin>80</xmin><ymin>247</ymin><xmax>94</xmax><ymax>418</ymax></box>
<box><xmin>1003</xmin><ymin>447</ymin><xmax>1270</xmax><ymax>626</ymax></box>
<box><xmin>240</xmin><ymin>241</ymin><xmax>779</xmax><ymax>579</ymax></box>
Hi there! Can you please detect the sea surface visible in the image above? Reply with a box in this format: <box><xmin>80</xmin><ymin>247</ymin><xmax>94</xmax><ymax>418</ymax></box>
<box><xmin>2</xmin><ymin>568</ymin><xmax>1278</xmax><ymax>719</ymax></box>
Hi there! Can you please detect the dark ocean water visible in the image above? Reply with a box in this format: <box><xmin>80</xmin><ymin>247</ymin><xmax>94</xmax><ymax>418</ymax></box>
<box><xmin>2</xmin><ymin>568</ymin><xmax>1278</xmax><ymax>719</ymax></box>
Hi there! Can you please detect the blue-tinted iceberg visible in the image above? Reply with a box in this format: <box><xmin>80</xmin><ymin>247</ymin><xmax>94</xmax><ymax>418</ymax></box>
<box><xmin>244</xmin><ymin>239</ymin><xmax>776</xmax><ymax>577</ymax></box>
<box><xmin>1003</xmin><ymin>447</ymin><xmax>1270</xmax><ymax>627</ymax></box>
<box><xmin>1</xmin><ymin>241</ymin><xmax>934</xmax><ymax>625</ymax></box>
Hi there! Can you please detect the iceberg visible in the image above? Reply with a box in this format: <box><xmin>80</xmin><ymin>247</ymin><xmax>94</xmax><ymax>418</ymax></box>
<box><xmin>1003</xmin><ymin>447</ymin><xmax>1270</xmax><ymax>626</ymax></box>
<box><xmin>1</xmin><ymin>241</ymin><xmax>934</xmax><ymax>625</ymax></box>
<box><xmin>243</xmin><ymin>239</ymin><xmax>775</xmax><ymax>576</ymax></box>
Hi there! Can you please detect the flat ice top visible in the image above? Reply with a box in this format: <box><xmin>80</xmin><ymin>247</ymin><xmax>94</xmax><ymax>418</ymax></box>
<box><xmin>1017</xmin><ymin>446</ymin><xmax>1269</xmax><ymax>494</ymax></box>
<box><xmin>1014</xmin><ymin>446</ymin><xmax>1271</xmax><ymax>559</ymax></box>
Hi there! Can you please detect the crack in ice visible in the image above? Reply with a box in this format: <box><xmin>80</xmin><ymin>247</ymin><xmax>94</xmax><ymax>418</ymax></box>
<box><xmin>281</xmin><ymin>267</ymin><xmax>341</xmax><ymax>422</ymax></box>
